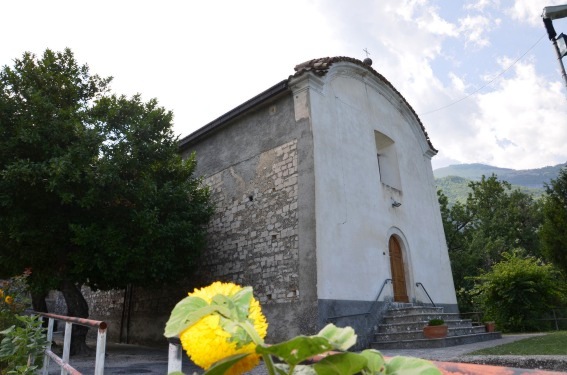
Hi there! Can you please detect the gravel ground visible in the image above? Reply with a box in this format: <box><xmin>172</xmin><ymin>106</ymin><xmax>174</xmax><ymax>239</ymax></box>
<box><xmin>453</xmin><ymin>355</ymin><xmax>567</xmax><ymax>372</ymax></box>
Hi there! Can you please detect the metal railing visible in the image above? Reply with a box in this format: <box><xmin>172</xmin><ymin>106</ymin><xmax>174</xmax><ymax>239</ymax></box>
<box><xmin>415</xmin><ymin>282</ymin><xmax>436</xmax><ymax>307</ymax></box>
<box><xmin>33</xmin><ymin>311</ymin><xmax>107</xmax><ymax>375</ymax></box>
<box><xmin>537</xmin><ymin>308</ymin><xmax>567</xmax><ymax>330</ymax></box>
<box><xmin>326</xmin><ymin>279</ymin><xmax>392</xmax><ymax>322</ymax></box>
<box><xmin>459</xmin><ymin>311</ymin><xmax>484</xmax><ymax>326</ymax></box>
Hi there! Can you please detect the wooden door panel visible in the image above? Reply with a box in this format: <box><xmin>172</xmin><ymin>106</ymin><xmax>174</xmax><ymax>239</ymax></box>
<box><xmin>389</xmin><ymin>236</ymin><xmax>409</xmax><ymax>302</ymax></box>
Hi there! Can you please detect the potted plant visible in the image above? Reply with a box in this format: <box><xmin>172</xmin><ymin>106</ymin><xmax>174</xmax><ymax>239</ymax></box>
<box><xmin>484</xmin><ymin>321</ymin><xmax>496</xmax><ymax>332</ymax></box>
<box><xmin>423</xmin><ymin>318</ymin><xmax>448</xmax><ymax>339</ymax></box>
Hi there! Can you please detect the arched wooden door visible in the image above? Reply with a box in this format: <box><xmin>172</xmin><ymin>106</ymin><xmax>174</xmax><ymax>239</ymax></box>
<box><xmin>389</xmin><ymin>236</ymin><xmax>409</xmax><ymax>302</ymax></box>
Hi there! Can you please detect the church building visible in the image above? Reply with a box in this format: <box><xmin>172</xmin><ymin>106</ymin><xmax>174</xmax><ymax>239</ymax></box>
<box><xmin>178</xmin><ymin>56</ymin><xmax>458</xmax><ymax>343</ymax></box>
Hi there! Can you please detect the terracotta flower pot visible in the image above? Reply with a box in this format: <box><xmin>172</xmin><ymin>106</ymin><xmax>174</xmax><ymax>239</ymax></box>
<box><xmin>423</xmin><ymin>324</ymin><xmax>448</xmax><ymax>339</ymax></box>
<box><xmin>485</xmin><ymin>321</ymin><xmax>496</xmax><ymax>332</ymax></box>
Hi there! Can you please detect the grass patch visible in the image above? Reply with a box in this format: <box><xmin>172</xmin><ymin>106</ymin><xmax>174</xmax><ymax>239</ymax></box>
<box><xmin>469</xmin><ymin>331</ymin><xmax>567</xmax><ymax>355</ymax></box>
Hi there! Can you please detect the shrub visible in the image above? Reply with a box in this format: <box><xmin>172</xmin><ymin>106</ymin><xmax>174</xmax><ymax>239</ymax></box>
<box><xmin>0</xmin><ymin>271</ymin><xmax>31</xmax><ymax>333</ymax></box>
<box><xmin>471</xmin><ymin>250</ymin><xmax>565</xmax><ymax>332</ymax></box>
<box><xmin>427</xmin><ymin>319</ymin><xmax>445</xmax><ymax>326</ymax></box>
<box><xmin>0</xmin><ymin>315</ymin><xmax>48</xmax><ymax>375</ymax></box>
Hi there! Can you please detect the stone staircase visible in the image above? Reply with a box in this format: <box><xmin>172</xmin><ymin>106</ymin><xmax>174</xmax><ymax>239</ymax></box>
<box><xmin>370</xmin><ymin>303</ymin><xmax>501</xmax><ymax>350</ymax></box>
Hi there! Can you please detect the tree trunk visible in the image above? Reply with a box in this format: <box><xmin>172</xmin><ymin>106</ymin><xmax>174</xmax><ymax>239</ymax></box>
<box><xmin>31</xmin><ymin>291</ymin><xmax>48</xmax><ymax>327</ymax></box>
<box><xmin>60</xmin><ymin>280</ymin><xmax>91</xmax><ymax>356</ymax></box>
<box><xmin>31</xmin><ymin>291</ymin><xmax>48</xmax><ymax>312</ymax></box>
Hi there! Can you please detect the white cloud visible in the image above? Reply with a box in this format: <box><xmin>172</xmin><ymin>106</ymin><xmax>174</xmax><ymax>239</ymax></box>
<box><xmin>507</xmin><ymin>0</ymin><xmax>566</xmax><ymax>26</ymax></box>
<box><xmin>449</xmin><ymin>72</ymin><xmax>468</xmax><ymax>92</ymax></box>
<box><xmin>447</xmin><ymin>59</ymin><xmax>567</xmax><ymax>169</ymax></box>
<box><xmin>416</xmin><ymin>10</ymin><xmax>459</xmax><ymax>36</ymax></box>
<box><xmin>458</xmin><ymin>15</ymin><xmax>498</xmax><ymax>48</ymax></box>
<box><xmin>465</xmin><ymin>0</ymin><xmax>499</xmax><ymax>12</ymax></box>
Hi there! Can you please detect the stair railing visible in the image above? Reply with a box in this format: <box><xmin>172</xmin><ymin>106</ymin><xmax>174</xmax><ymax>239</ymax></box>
<box><xmin>415</xmin><ymin>282</ymin><xmax>436</xmax><ymax>307</ymax></box>
<box><xmin>326</xmin><ymin>279</ymin><xmax>392</xmax><ymax>322</ymax></box>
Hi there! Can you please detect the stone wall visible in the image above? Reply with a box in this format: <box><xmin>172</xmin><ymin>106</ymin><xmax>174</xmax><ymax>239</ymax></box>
<box><xmin>194</xmin><ymin>139</ymin><xmax>300</xmax><ymax>305</ymax></box>
<box><xmin>47</xmin><ymin>286</ymin><xmax>184</xmax><ymax>345</ymax></box>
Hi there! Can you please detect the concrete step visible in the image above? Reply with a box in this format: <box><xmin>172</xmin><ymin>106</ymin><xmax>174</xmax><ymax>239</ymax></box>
<box><xmin>378</xmin><ymin>319</ymin><xmax>475</xmax><ymax>333</ymax></box>
<box><xmin>388</xmin><ymin>302</ymin><xmax>414</xmax><ymax>309</ymax></box>
<box><xmin>385</xmin><ymin>306</ymin><xmax>443</xmax><ymax>317</ymax></box>
<box><xmin>370</xmin><ymin>332</ymin><xmax>502</xmax><ymax>350</ymax></box>
<box><xmin>383</xmin><ymin>312</ymin><xmax>460</xmax><ymax>324</ymax></box>
<box><xmin>374</xmin><ymin>326</ymin><xmax>487</xmax><ymax>341</ymax></box>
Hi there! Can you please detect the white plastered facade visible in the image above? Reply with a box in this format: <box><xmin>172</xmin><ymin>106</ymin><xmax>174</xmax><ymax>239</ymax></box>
<box><xmin>290</xmin><ymin>61</ymin><xmax>457</xmax><ymax>306</ymax></box>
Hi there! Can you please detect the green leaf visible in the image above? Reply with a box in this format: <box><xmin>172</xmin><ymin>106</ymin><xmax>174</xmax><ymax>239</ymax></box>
<box><xmin>0</xmin><ymin>326</ymin><xmax>15</xmax><ymax>335</ymax></box>
<box><xmin>218</xmin><ymin>318</ymin><xmax>253</xmax><ymax>348</ymax></box>
<box><xmin>230</xmin><ymin>286</ymin><xmax>254</xmax><ymax>321</ymax></box>
<box><xmin>360</xmin><ymin>349</ymin><xmax>386</xmax><ymax>374</ymax></box>
<box><xmin>256</xmin><ymin>336</ymin><xmax>333</xmax><ymax>365</ymax></box>
<box><xmin>316</xmin><ymin>324</ymin><xmax>357</xmax><ymax>351</ymax></box>
<box><xmin>313</xmin><ymin>352</ymin><xmax>367</xmax><ymax>375</ymax></box>
<box><xmin>385</xmin><ymin>356</ymin><xmax>442</xmax><ymax>375</ymax></box>
<box><xmin>202</xmin><ymin>353</ymin><xmax>250</xmax><ymax>375</ymax></box>
<box><xmin>163</xmin><ymin>296</ymin><xmax>208</xmax><ymax>337</ymax></box>
<box><xmin>211</xmin><ymin>287</ymin><xmax>253</xmax><ymax>322</ymax></box>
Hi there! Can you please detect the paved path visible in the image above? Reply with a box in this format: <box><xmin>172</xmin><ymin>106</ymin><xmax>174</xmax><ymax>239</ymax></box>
<box><xmin>46</xmin><ymin>334</ymin><xmax>567</xmax><ymax>374</ymax></box>
<box><xmin>378</xmin><ymin>333</ymin><xmax>545</xmax><ymax>361</ymax></box>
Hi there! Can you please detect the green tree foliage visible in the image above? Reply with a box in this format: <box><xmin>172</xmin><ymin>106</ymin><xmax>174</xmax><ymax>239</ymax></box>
<box><xmin>438</xmin><ymin>175</ymin><xmax>542</xmax><ymax>310</ymax></box>
<box><xmin>471</xmin><ymin>251</ymin><xmax>565</xmax><ymax>332</ymax></box>
<box><xmin>540</xmin><ymin>167</ymin><xmax>567</xmax><ymax>276</ymax></box>
<box><xmin>0</xmin><ymin>49</ymin><xmax>213</xmax><ymax>353</ymax></box>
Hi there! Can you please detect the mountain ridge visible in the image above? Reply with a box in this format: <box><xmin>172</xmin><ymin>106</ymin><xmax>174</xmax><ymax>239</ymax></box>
<box><xmin>433</xmin><ymin>163</ymin><xmax>565</xmax><ymax>204</ymax></box>
<box><xmin>434</xmin><ymin>162</ymin><xmax>565</xmax><ymax>189</ymax></box>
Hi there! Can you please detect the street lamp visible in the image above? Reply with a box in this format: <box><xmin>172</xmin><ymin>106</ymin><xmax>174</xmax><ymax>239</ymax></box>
<box><xmin>542</xmin><ymin>4</ymin><xmax>567</xmax><ymax>90</ymax></box>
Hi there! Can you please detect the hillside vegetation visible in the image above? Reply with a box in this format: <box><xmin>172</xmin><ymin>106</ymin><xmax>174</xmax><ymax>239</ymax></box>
<box><xmin>434</xmin><ymin>163</ymin><xmax>564</xmax><ymax>203</ymax></box>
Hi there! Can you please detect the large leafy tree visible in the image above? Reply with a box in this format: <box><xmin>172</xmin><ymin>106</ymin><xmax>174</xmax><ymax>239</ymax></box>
<box><xmin>540</xmin><ymin>167</ymin><xmax>567</xmax><ymax>275</ymax></box>
<box><xmin>0</xmin><ymin>49</ymin><xmax>213</xmax><ymax>353</ymax></box>
<box><xmin>438</xmin><ymin>175</ymin><xmax>542</xmax><ymax>310</ymax></box>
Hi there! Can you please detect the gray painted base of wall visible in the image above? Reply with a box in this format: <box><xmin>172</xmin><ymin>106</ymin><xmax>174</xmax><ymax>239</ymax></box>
<box><xmin>262</xmin><ymin>300</ymin><xmax>319</xmax><ymax>343</ymax></box>
<box><xmin>318</xmin><ymin>299</ymin><xmax>390</xmax><ymax>350</ymax></box>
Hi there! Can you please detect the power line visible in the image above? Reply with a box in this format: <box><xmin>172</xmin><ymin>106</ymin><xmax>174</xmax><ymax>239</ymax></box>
<box><xmin>419</xmin><ymin>33</ymin><xmax>547</xmax><ymax>116</ymax></box>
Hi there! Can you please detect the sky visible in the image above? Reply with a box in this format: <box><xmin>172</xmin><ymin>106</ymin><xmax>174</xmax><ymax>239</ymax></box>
<box><xmin>2</xmin><ymin>0</ymin><xmax>567</xmax><ymax>170</ymax></box>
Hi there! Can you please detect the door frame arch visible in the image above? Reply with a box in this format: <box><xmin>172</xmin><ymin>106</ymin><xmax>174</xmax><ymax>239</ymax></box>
<box><xmin>386</xmin><ymin>227</ymin><xmax>414</xmax><ymax>302</ymax></box>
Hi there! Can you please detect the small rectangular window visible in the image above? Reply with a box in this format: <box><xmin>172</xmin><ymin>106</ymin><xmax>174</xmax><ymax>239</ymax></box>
<box><xmin>375</xmin><ymin>131</ymin><xmax>402</xmax><ymax>190</ymax></box>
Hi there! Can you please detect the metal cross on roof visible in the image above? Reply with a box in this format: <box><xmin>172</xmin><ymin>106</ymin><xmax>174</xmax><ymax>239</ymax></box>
<box><xmin>363</xmin><ymin>48</ymin><xmax>371</xmax><ymax>58</ymax></box>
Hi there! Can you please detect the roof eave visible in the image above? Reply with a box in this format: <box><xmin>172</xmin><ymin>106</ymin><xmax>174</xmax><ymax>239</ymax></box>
<box><xmin>179</xmin><ymin>79</ymin><xmax>290</xmax><ymax>152</ymax></box>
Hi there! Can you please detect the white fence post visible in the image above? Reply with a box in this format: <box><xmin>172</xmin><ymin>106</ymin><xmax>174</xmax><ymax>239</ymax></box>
<box><xmin>61</xmin><ymin>322</ymin><xmax>73</xmax><ymax>375</ymax></box>
<box><xmin>94</xmin><ymin>325</ymin><xmax>107</xmax><ymax>375</ymax></box>
<box><xmin>41</xmin><ymin>318</ymin><xmax>54</xmax><ymax>375</ymax></box>
<box><xmin>167</xmin><ymin>338</ymin><xmax>183</xmax><ymax>373</ymax></box>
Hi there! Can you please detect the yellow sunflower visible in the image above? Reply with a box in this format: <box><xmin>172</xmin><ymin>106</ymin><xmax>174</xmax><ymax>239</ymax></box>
<box><xmin>179</xmin><ymin>281</ymin><xmax>268</xmax><ymax>375</ymax></box>
<box><xmin>4</xmin><ymin>296</ymin><xmax>13</xmax><ymax>305</ymax></box>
